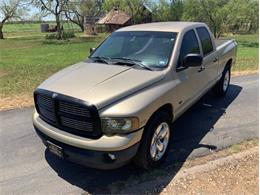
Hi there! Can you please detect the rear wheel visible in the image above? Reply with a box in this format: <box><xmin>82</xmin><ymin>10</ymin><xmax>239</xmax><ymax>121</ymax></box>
<box><xmin>213</xmin><ymin>67</ymin><xmax>231</xmax><ymax>96</ymax></box>
<box><xmin>134</xmin><ymin>112</ymin><xmax>172</xmax><ymax>170</ymax></box>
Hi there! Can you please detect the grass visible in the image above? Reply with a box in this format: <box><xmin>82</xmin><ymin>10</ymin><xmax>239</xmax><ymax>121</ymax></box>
<box><xmin>3</xmin><ymin>22</ymin><xmax>81</xmax><ymax>37</ymax></box>
<box><xmin>0</xmin><ymin>34</ymin><xmax>106</xmax><ymax>100</ymax></box>
<box><xmin>0</xmin><ymin>25</ymin><xmax>258</xmax><ymax>109</ymax></box>
<box><xmin>226</xmin><ymin>34</ymin><xmax>259</xmax><ymax>71</ymax></box>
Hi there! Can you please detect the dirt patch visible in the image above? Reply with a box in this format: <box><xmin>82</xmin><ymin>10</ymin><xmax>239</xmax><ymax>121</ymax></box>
<box><xmin>232</xmin><ymin>70</ymin><xmax>258</xmax><ymax>76</ymax></box>
<box><xmin>159</xmin><ymin>147</ymin><xmax>258</xmax><ymax>195</ymax></box>
<box><xmin>0</xmin><ymin>94</ymin><xmax>33</xmax><ymax>111</ymax></box>
<box><xmin>112</xmin><ymin>139</ymin><xmax>258</xmax><ymax>194</ymax></box>
<box><xmin>0</xmin><ymin>70</ymin><xmax>8</xmax><ymax>78</ymax></box>
<box><xmin>121</xmin><ymin>147</ymin><xmax>259</xmax><ymax>195</ymax></box>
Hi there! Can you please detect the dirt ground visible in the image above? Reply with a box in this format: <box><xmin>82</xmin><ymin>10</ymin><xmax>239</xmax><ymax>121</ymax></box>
<box><xmin>0</xmin><ymin>94</ymin><xmax>33</xmax><ymax>111</ymax></box>
<box><xmin>118</xmin><ymin>140</ymin><xmax>259</xmax><ymax>195</ymax></box>
<box><xmin>160</xmin><ymin>147</ymin><xmax>258</xmax><ymax>195</ymax></box>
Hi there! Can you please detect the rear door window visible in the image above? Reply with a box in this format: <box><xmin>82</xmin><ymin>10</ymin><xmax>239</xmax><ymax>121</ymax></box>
<box><xmin>196</xmin><ymin>27</ymin><xmax>214</xmax><ymax>56</ymax></box>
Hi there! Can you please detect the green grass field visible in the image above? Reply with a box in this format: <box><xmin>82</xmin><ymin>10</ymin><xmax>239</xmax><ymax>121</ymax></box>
<box><xmin>0</xmin><ymin>35</ymin><xmax>106</xmax><ymax>98</ymax></box>
<box><xmin>0</xmin><ymin>23</ymin><xmax>258</xmax><ymax>109</ymax></box>
<box><xmin>227</xmin><ymin>34</ymin><xmax>258</xmax><ymax>72</ymax></box>
<box><xmin>3</xmin><ymin>22</ymin><xmax>81</xmax><ymax>37</ymax></box>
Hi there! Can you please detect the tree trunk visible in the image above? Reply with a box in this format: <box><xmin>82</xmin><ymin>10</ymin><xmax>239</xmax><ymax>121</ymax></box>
<box><xmin>0</xmin><ymin>23</ymin><xmax>4</xmax><ymax>39</ymax></box>
<box><xmin>213</xmin><ymin>25</ymin><xmax>217</xmax><ymax>38</ymax></box>
<box><xmin>80</xmin><ymin>23</ymin><xmax>84</xmax><ymax>32</ymax></box>
<box><xmin>248</xmin><ymin>22</ymin><xmax>253</xmax><ymax>33</ymax></box>
<box><xmin>55</xmin><ymin>15</ymin><xmax>63</xmax><ymax>40</ymax></box>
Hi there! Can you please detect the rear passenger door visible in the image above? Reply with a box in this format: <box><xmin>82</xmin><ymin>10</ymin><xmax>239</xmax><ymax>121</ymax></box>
<box><xmin>196</xmin><ymin>27</ymin><xmax>218</xmax><ymax>88</ymax></box>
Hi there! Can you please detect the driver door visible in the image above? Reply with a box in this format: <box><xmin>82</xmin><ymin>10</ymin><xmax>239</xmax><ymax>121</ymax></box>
<box><xmin>174</xmin><ymin>29</ymin><xmax>204</xmax><ymax>114</ymax></box>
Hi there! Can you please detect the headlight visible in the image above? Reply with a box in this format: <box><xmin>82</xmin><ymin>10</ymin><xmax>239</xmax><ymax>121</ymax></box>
<box><xmin>101</xmin><ymin>117</ymin><xmax>139</xmax><ymax>134</ymax></box>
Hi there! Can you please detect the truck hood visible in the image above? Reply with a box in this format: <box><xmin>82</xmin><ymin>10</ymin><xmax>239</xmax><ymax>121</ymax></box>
<box><xmin>38</xmin><ymin>62</ymin><xmax>164</xmax><ymax>109</ymax></box>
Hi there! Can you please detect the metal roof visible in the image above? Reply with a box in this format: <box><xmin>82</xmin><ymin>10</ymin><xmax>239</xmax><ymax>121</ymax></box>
<box><xmin>96</xmin><ymin>9</ymin><xmax>131</xmax><ymax>25</ymax></box>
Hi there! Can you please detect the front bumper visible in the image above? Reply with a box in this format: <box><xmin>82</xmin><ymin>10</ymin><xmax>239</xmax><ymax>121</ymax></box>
<box><xmin>33</xmin><ymin>110</ymin><xmax>143</xmax><ymax>169</ymax></box>
<box><xmin>35</xmin><ymin>127</ymin><xmax>140</xmax><ymax>169</ymax></box>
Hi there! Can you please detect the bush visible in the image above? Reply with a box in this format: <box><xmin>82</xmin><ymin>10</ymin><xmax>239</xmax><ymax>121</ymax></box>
<box><xmin>63</xmin><ymin>31</ymin><xmax>75</xmax><ymax>39</ymax></box>
<box><xmin>45</xmin><ymin>33</ymin><xmax>56</xmax><ymax>40</ymax></box>
<box><xmin>45</xmin><ymin>31</ymin><xmax>75</xmax><ymax>40</ymax></box>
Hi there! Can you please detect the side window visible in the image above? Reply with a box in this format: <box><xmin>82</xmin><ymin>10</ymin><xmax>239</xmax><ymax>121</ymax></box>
<box><xmin>178</xmin><ymin>30</ymin><xmax>200</xmax><ymax>67</ymax></box>
<box><xmin>196</xmin><ymin>27</ymin><xmax>213</xmax><ymax>56</ymax></box>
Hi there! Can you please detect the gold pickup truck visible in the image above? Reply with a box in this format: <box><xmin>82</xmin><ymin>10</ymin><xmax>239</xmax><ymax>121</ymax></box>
<box><xmin>33</xmin><ymin>22</ymin><xmax>237</xmax><ymax>170</ymax></box>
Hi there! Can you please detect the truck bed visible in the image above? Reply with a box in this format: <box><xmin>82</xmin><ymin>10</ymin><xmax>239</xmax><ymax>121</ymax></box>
<box><xmin>215</xmin><ymin>39</ymin><xmax>231</xmax><ymax>47</ymax></box>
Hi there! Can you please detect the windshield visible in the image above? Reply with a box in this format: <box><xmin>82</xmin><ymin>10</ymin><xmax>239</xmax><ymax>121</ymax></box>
<box><xmin>90</xmin><ymin>31</ymin><xmax>178</xmax><ymax>69</ymax></box>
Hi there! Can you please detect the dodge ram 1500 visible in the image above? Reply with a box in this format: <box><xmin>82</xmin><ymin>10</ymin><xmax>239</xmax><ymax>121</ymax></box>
<box><xmin>33</xmin><ymin>22</ymin><xmax>237</xmax><ymax>169</ymax></box>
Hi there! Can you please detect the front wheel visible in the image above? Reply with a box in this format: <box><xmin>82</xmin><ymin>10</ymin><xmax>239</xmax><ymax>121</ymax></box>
<box><xmin>213</xmin><ymin>68</ymin><xmax>231</xmax><ymax>96</ymax></box>
<box><xmin>134</xmin><ymin>112</ymin><xmax>172</xmax><ymax>170</ymax></box>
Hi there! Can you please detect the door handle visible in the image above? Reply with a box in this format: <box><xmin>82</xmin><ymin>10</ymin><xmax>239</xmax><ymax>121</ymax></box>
<box><xmin>198</xmin><ymin>66</ymin><xmax>205</xmax><ymax>72</ymax></box>
<box><xmin>213</xmin><ymin>57</ymin><xmax>218</xmax><ymax>62</ymax></box>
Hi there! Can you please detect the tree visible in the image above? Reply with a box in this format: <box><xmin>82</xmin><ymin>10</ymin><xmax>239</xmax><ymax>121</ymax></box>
<box><xmin>183</xmin><ymin>0</ymin><xmax>228</xmax><ymax>37</ymax></box>
<box><xmin>38</xmin><ymin>0</ymin><xmax>68</xmax><ymax>39</ymax></box>
<box><xmin>225</xmin><ymin>0</ymin><xmax>259</xmax><ymax>33</ymax></box>
<box><xmin>153</xmin><ymin>0</ymin><xmax>183</xmax><ymax>22</ymax></box>
<box><xmin>64</xmin><ymin>0</ymin><xmax>103</xmax><ymax>32</ymax></box>
<box><xmin>0</xmin><ymin>0</ymin><xmax>28</xmax><ymax>39</ymax></box>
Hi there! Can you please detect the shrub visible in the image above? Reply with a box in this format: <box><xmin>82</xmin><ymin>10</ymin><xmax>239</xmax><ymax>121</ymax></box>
<box><xmin>45</xmin><ymin>31</ymin><xmax>75</xmax><ymax>40</ymax></box>
<box><xmin>63</xmin><ymin>31</ymin><xmax>75</xmax><ymax>39</ymax></box>
<box><xmin>45</xmin><ymin>33</ymin><xmax>57</xmax><ymax>40</ymax></box>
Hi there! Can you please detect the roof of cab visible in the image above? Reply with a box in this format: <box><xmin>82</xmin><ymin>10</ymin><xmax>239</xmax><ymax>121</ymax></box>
<box><xmin>116</xmin><ymin>22</ymin><xmax>205</xmax><ymax>32</ymax></box>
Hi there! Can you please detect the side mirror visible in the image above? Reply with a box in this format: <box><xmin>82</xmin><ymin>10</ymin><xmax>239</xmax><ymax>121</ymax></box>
<box><xmin>183</xmin><ymin>54</ymin><xmax>203</xmax><ymax>67</ymax></box>
<box><xmin>89</xmin><ymin>47</ymin><xmax>96</xmax><ymax>54</ymax></box>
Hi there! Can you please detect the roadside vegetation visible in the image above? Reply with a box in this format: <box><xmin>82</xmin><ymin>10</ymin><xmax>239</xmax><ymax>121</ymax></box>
<box><xmin>229</xmin><ymin>34</ymin><xmax>259</xmax><ymax>72</ymax></box>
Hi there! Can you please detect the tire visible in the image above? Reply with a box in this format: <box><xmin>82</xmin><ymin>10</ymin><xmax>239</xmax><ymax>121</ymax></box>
<box><xmin>213</xmin><ymin>67</ymin><xmax>231</xmax><ymax>97</ymax></box>
<box><xmin>134</xmin><ymin>112</ymin><xmax>172</xmax><ymax>170</ymax></box>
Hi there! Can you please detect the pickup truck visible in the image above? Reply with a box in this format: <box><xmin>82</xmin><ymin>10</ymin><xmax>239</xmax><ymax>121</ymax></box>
<box><xmin>33</xmin><ymin>22</ymin><xmax>237</xmax><ymax>170</ymax></box>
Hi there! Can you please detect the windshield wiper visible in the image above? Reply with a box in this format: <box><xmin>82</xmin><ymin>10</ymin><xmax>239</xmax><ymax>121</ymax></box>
<box><xmin>89</xmin><ymin>56</ymin><xmax>110</xmax><ymax>64</ymax></box>
<box><xmin>111</xmin><ymin>57</ymin><xmax>153</xmax><ymax>71</ymax></box>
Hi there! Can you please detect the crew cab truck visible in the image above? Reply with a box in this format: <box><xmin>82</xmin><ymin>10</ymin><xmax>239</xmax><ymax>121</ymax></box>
<box><xmin>33</xmin><ymin>22</ymin><xmax>237</xmax><ymax>169</ymax></box>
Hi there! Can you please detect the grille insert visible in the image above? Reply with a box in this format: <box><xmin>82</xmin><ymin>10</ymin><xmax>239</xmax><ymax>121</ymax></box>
<box><xmin>37</xmin><ymin>95</ymin><xmax>54</xmax><ymax>109</ymax></box>
<box><xmin>38</xmin><ymin>106</ymin><xmax>56</xmax><ymax>122</ymax></box>
<box><xmin>58</xmin><ymin>101</ymin><xmax>91</xmax><ymax>117</ymax></box>
<box><xmin>60</xmin><ymin>116</ymin><xmax>93</xmax><ymax>131</ymax></box>
<box><xmin>34</xmin><ymin>90</ymin><xmax>101</xmax><ymax>138</ymax></box>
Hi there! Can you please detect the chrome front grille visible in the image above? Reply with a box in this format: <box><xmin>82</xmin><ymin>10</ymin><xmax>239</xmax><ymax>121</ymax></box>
<box><xmin>34</xmin><ymin>89</ymin><xmax>101</xmax><ymax>138</ymax></box>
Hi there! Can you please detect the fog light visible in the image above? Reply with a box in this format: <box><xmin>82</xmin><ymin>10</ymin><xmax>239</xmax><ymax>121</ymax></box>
<box><xmin>103</xmin><ymin>153</ymin><xmax>116</xmax><ymax>163</ymax></box>
<box><xmin>108</xmin><ymin>153</ymin><xmax>116</xmax><ymax>160</ymax></box>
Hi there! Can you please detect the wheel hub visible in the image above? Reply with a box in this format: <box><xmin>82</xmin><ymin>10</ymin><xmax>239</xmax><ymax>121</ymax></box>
<box><xmin>223</xmin><ymin>70</ymin><xmax>230</xmax><ymax>92</ymax></box>
<box><xmin>150</xmin><ymin>122</ymin><xmax>170</xmax><ymax>161</ymax></box>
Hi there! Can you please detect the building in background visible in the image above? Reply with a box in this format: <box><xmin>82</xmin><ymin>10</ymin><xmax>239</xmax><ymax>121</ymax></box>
<box><xmin>96</xmin><ymin>8</ymin><xmax>131</xmax><ymax>32</ymax></box>
<box><xmin>95</xmin><ymin>3</ymin><xmax>153</xmax><ymax>32</ymax></box>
